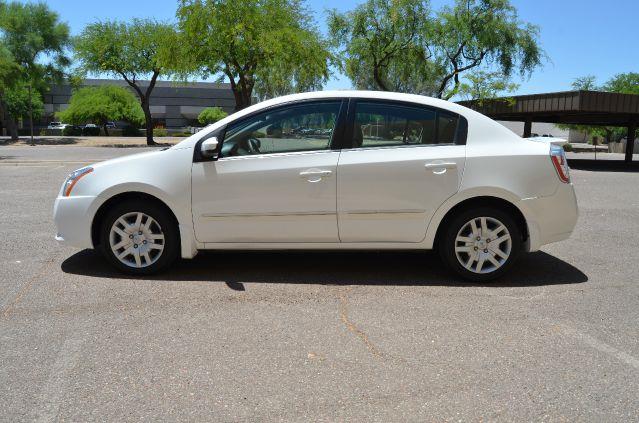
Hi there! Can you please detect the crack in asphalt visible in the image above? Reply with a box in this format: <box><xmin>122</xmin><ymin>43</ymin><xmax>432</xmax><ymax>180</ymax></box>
<box><xmin>337</xmin><ymin>288</ymin><xmax>384</xmax><ymax>359</ymax></box>
<box><xmin>1</xmin><ymin>253</ymin><xmax>60</xmax><ymax>319</ymax></box>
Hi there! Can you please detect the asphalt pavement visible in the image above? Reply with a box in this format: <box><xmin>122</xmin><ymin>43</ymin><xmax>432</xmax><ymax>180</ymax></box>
<box><xmin>1</xmin><ymin>145</ymin><xmax>638</xmax><ymax>421</ymax></box>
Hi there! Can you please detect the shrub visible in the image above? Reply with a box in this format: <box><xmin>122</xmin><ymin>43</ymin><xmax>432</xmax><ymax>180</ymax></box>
<box><xmin>82</xmin><ymin>126</ymin><xmax>100</xmax><ymax>136</ymax></box>
<box><xmin>63</xmin><ymin>125</ymin><xmax>82</xmax><ymax>136</ymax></box>
<box><xmin>562</xmin><ymin>143</ymin><xmax>573</xmax><ymax>152</ymax></box>
<box><xmin>198</xmin><ymin>107</ymin><xmax>228</xmax><ymax>125</ymax></box>
<box><xmin>153</xmin><ymin>127</ymin><xmax>168</xmax><ymax>137</ymax></box>
<box><xmin>122</xmin><ymin>126</ymin><xmax>142</xmax><ymax>137</ymax></box>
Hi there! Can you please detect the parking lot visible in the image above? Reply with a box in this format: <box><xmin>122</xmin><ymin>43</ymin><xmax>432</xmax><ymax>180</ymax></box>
<box><xmin>1</xmin><ymin>144</ymin><xmax>638</xmax><ymax>421</ymax></box>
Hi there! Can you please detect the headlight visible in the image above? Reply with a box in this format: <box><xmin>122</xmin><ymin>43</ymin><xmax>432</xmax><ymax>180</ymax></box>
<box><xmin>63</xmin><ymin>166</ymin><xmax>93</xmax><ymax>196</ymax></box>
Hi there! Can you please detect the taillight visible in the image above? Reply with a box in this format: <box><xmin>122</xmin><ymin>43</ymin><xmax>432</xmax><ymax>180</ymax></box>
<box><xmin>550</xmin><ymin>145</ymin><xmax>570</xmax><ymax>183</ymax></box>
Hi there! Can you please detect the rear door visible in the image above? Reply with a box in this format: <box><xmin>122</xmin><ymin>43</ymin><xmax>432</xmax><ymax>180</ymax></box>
<box><xmin>337</xmin><ymin>100</ymin><xmax>467</xmax><ymax>242</ymax></box>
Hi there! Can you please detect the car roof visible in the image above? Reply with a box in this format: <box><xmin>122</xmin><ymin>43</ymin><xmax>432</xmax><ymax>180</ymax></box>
<box><xmin>254</xmin><ymin>90</ymin><xmax>471</xmax><ymax>115</ymax></box>
<box><xmin>174</xmin><ymin>90</ymin><xmax>521</xmax><ymax>150</ymax></box>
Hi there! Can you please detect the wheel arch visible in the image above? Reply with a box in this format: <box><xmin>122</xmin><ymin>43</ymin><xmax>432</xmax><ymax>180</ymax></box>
<box><xmin>91</xmin><ymin>191</ymin><xmax>180</xmax><ymax>249</ymax></box>
<box><xmin>427</xmin><ymin>193</ymin><xmax>530</xmax><ymax>251</ymax></box>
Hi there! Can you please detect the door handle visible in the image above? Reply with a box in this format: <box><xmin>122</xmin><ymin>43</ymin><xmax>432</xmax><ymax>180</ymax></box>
<box><xmin>299</xmin><ymin>169</ymin><xmax>332</xmax><ymax>182</ymax></box>
<box><xmin>424</xmin><ymin>162</ymin><xmax>457</xmax><ymax>174</ymax></box>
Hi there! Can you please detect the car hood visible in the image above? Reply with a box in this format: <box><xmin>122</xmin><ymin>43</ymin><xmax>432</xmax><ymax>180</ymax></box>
<box><xmin>91</xmin><ymin>148</ymin><xmax>175</xmax><ymax>170</ymax></box>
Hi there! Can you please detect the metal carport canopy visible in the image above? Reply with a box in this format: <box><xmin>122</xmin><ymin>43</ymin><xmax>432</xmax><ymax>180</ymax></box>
<box><xmin>458</xmin><ymin>90</ymin><xmax>639</xmax><ymax>162</ymax></box>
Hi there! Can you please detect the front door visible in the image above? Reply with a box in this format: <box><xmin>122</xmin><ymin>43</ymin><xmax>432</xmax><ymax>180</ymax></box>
<box><xmin>337</xmin><ymin>100</ymin><xmax>466</xmax><ymax>242</ymax></box>
<box><xmin>192</xmin><ymin>100</ymin><xmax>345</xmax><ymax>243</ymax></box>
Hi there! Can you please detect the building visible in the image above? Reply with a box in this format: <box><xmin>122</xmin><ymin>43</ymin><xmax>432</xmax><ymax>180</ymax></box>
<box><xmin>42</xmin><ymin>79</ymin><xmax>235</xmax><ymax>129</ymax></box>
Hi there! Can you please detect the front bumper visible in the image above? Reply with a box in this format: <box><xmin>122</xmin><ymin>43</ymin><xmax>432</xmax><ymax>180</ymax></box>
<box><xmin>521</xmin><ymin>182</ymin><xmax>579</xmax><ymax>251</ymax></box>
<box><xmin>53</xmin><ymin>195</ymin><xmax>99</xmax><ymax>250</ymax></box>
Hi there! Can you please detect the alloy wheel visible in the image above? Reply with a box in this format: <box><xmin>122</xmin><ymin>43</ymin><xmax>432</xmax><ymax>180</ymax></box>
<box><xmin>109</xmin><ymin>212</ymin><xmax>165</xmax><ymax>268</ymax></box>
<box><xmin>454</xmin><ymin>216</ymin><xmax>512</xmax><ymax>274</ymax></box>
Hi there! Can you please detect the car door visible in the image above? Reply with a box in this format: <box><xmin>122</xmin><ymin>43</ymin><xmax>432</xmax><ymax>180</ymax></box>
<box><xmin>337</xmin><ymin>100</ymin><xmax>467</xmax><ymax>242</ymax></box>
<box><xmin>192</xmin><ymin>100</ymin><xmax>345</xmax><ymax>243</ymax></box>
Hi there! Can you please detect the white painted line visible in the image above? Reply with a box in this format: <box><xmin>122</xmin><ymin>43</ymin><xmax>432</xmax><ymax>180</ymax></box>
<box><xmin>561</xmin><ymin>324</ymin><xmax>639</xmax><ymax>370</ymax></box>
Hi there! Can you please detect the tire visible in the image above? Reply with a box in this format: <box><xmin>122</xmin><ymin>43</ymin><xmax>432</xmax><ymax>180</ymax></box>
<box><xmin>439</xmin><ymin>206</ymin><xmax>522</xmax><ymax>282</ymax></box>
<box><xmin>98</xmin><ymin>199</ymin><xmax>179</xmax><ymax>275</ymax></box>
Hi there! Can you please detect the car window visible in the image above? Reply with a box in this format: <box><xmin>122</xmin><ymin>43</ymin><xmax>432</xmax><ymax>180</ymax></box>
<box><xmin>222</xmin><ymin>101</ymin><xmax>342</xmax><ymax>157</ymax></box>
<box><xmin>351</xmin><ymin>101</ymin><xmax>460</xmax><ymax>148</ymax></box>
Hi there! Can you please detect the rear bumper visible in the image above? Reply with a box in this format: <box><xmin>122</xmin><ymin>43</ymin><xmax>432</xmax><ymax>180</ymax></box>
<box><xmin>53</xmin><ymin>195</ymin><xmax>99</xmax><ymax>249</ymax></box>
<box><xmin>521</xmin><ymin>183</ymin><xmax>578</xmax><ymax>251</ymax></box>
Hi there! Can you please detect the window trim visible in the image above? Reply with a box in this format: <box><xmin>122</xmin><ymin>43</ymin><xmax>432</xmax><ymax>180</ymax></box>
<box><xmin>340</xmin><ymin>98</ymin><xmax>468</xmax><ymax>150</ymax></box>
<box><xmin>193</xmin><ymin>98</ymin><xmax>347</xmax><ymax>162</ymax></box>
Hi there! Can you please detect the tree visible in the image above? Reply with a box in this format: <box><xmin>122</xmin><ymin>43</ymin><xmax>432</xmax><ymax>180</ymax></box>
<box><xmin>197</xmin><ymin>107</ymin><xmax>228</xmax><ymax>125</ymax></box>
<box><xmin>602</xmin><ymin>72</ymin><xmax>639</xmax><ymax>95</ymax></box>
<box><xmin>4</xmin><ymin>82</ymin><xmax>44</xmax><ymax>123</ymax></box>
<box><xmin>329</xmin><ymin>0</ymin><xmax>543</xmax><ymax>100</ymax></box>
<box><xmin>0</xmin><ymin>43</ymin><xmax>21</xmax><ymax>138</ymax></box>
<box><xmin>328</xmin><ymin>0</ymin><xmax>437</xmax><ymax>94</ymax></box>
<box><xmin>432</xmin><ymin>0</ymin><xmax>542</xmax><ymax>99</ymax></box>
<box><xmin>74</xmin><ymin>19</ymin><xmax>179</xmax><ymax>145</ymax></box>
<box><xmin>56</xmin><ymin>85</ymin><xmax>144</xmax><ymax>135</ymax></box>
<box><xmin>0</xmin><ymin>1</ymin><xmax>70</xmax><ymax>139</ymax></box>
<box><xmin>177</xmin><ymin>0</ymin><xmax>331</xmax><ymax>110</ymax></box>
<box><xmin>457</xmin><ymin>70</ymin><xmax>519</xmax><ymax>105</ymax></box>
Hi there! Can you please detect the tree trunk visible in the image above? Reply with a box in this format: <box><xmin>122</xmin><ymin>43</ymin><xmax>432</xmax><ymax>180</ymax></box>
<box><xmin>0</xmin><ymin>98</ymin><xmax>19</xmax><ymax>141</ymax></box>
<box><xmin>373</xmin><ymin>65</ymin><xmax>389</xmax><ymax>91</ymax></box>
<box><xmin>103</xmin><ymin>123</ymin><xmax>109</xmax><ymax>137</ymax></box>
<box><xmin>141</xmin><ymin>100</ymin><xmax>156</xmax><ymax>146</ymax></box>
<box><xmin>232</xmin><ymin>87</ymin><xmax>252</xmax><ymax>111</ymax></box>
<box><xmin>119</xmin><ymin>71</ymin><xmax>159</xmax><ymax>146</ymax></box>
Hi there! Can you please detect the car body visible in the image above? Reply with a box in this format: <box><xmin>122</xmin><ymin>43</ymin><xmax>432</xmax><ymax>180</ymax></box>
<box><xmin>53</xmin><ymin>91</ymin><xmax>578</xmax><ymax>280</ymax></box>
<box><xmin>528</xmin><ymin>136</ymin><xmax>568</xmax><ymax>146</ymax></box>
<box><xmin>47</xmin><ymin>122</ymin><xmax>68</xmax><ymax>130</ymax></box>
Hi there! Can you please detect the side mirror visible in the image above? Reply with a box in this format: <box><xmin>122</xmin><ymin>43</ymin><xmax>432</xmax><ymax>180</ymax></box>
<box><xmin>201</xmin><ymin>137</ymin><xmax>219</xmax><ymax>159</ymax></box>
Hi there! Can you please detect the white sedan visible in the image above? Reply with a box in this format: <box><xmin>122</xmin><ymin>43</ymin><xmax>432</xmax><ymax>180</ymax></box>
<box><xmin>53</xmin><ymin>91</ymin><xmax>578</xmax><ymax>281</ymax></box>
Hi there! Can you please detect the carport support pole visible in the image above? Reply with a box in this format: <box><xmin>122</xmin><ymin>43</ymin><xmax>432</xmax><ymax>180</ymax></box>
<box><xmin>625</xmin><ymin>120</ymin><xmax>636</xmax><ymax>163</ymax></box>
<box><xmin>523</xmin><ymin>119</ymin><xmax>532</xmax><ymax>138</ymax></box>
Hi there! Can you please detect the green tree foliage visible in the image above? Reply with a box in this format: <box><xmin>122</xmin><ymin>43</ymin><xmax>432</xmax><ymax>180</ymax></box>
<box><xmin>4</xmin><ymin>83</ymin><xmax>44</xmax><ymax>121</ymax></box>
<box><xmin>602</xmin><ymin>73</ymin><xmax>639</xmax><ymax>95</ymax></box>
<box><xmin>197</xmin><ymin>107</ymin><xmax>228</xmax><ymax>125</ymax></box>
<box><xmin>432</xmin><ymin>0</ymin><xmax>542</xmax><ymax>99</ymax></box>
<box><xmin>56</xmin><ymin>85</ymin><xmax>144</xmax><ymax>136</ymax></box>
<box><xmin>177</xmin><ymin>0</ymin><xmax>331</xmax><ymax>110</ymax></box>
<box><xmin>328</xmin><ymin>0</ymin><xmax>437</xmax><ymax>94</ymax></box>
<box><xmin>74</xmin><ymin>19</ymin><xmax>180</xmax><ymax>145</ymax></box>
<box><xmin>329</xmin><ymin>0</ymin><xmax>543</xmax><ymax>100</ymax></box>
<box><xmin>457</xmin><ymin>70</ymin><xmax>520</xmax><ymax>105</ymax></box>
<box><xmin>0</xmin><ymin>1</ymin><xmax>69</xmax><ymax>139</ymax></box>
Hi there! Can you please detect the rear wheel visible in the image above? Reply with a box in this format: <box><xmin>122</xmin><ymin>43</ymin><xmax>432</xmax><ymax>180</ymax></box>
<box><xmin>439</xmin><ymin>207</ymin><xmax>522</xmax><ymax>282</ymax></box>
<box><xmin>98</xmin><ymin>200</ymin><xmax>179</xmax><ymax>275</ymax></box>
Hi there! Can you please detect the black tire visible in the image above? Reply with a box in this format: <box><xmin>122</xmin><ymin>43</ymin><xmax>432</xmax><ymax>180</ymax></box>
<box><xmin>439</xmin><ymin>206</ymin><xmax>522</xmax><ymax>282</ymax></box>
<box><xmin>98</xmin><ymin>199</ymin><xmax>179</xmax><ymax>275</ymax></box>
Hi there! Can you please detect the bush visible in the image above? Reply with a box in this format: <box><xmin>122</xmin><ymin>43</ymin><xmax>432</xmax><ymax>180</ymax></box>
<box><xmin>82</xmin><ymin>126</ymin><xmax>100</xmax><ymax>136</ymax></box>
<box><xmin>122</xmin><ymin>126</ymin><xmax>142</xmax><ymax>137</ymax></box>
<box><xmin>562</xmin><ymin>143</ymin><xmax>573</xmax><ymax>152</ymax></box>
<box><xmin>198</xmin><ymin>107</ymin><xmax>228</xmax><ymax>125</ymax></box>
<box><xmin>39</xmin><ymin>129</ymin><xmax>47</xmax><ymax>136</ymax></box>
<box><xmin>63</xmin><ymin>125</ymin><xmax>82</xmax><ymax>136</ymax></box>
<box><xmin>153</xmin><ymin>127</ymin><xmax>168</xmax><ymax>137</ymax></box>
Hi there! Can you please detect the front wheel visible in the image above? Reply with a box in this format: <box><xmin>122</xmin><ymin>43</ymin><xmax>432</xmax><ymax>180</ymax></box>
<box><xmin>98</xmin><ymin>200</ymin><xmax>179</xmax><ymax>275</ymax></box>
<box><xmin>439</xmin><ymin>207</ymin><xmax>522</xmax><ymax>282</ymax></box>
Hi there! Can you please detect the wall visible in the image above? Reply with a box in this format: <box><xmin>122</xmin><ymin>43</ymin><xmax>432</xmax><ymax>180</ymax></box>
<box><xmin>42</xmin><ymin>79</ymin><xmax>235</xmax><ymax>129</ymax></box>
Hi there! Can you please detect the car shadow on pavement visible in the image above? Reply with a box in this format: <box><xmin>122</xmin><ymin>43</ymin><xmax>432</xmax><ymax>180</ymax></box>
<box><xmin>61</xmin><ymin>249</ymin><xmax>588</xmax><ymax>289</ymax></box>
<box><xmin>568</xmin><ymin>159</ymin><xmax>639</xmax><ymax>173</ymax></box>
